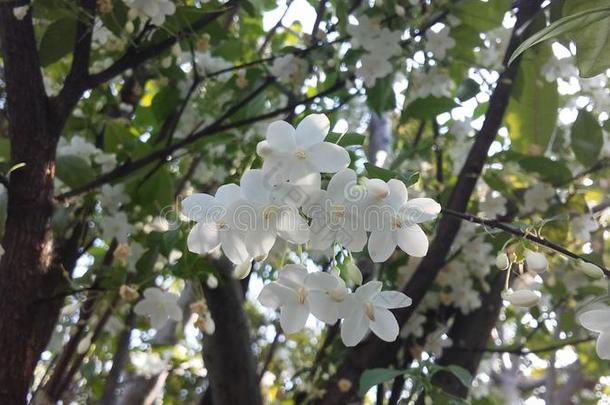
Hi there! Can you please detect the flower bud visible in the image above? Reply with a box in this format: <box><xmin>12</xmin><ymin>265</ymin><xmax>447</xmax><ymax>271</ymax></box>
<box><xmin>77</xmin><ymin>332</ymin><xmax>93</xmax><ymax>354</ymax></box>
<box><xmin>345</xmin><ymin>261</ymin><xmax>363</xmax><ymax>285</ymax></box>
<box><xmin>190</xmin><ymin>300</ymin><xmax>208</xmax><ymax>315</ymax></box>
<box><xmin>501</xmin><ymin>289</ymin><xmax>540</xmax><ymax>307</ymax></box>
<box><xmin>495</xmin><ymin>253</ymin><xmax>510</xmax><ymax>270</ymax></box>
<box><xmin>337</xmin><ymin>378</ymin><xmax>352</xmax><ymax>393</ymax></box>
<box><xmin>114</xmin><ymin>243</ymin><xmax>130</xmax><ymax>264</ymax></box>
<box><xmin>256</xmin><ymin>141</ymin><xmax>273</xmax><ymax>158</ymax></box>
<box><xmin>125</xmin><ymin>20</ymin><xmax>134</xmax><ymax>34</ymax></box>
<box><xmin>206</xmin><ymin>274</ymin><xmax>218</xmax><ymax>289</ymax></box>
<box><xmin>119</xmin><ymin>285</ymin><xmax>139</xmax><ymax>302</ymax></box>
<box><xmin>233</xmin><ymin>260</ymin><xmax>252</xmax><ymax>280</ymax></box>
<box><xmin>578</xmin><ymin>260</ymin><xmax>605</xmax><ymax>279</ymax></box>
<box><xmin>525</xmin><ymin>250</ymin><xmax>548</xmax><ymax>273</ymax></box>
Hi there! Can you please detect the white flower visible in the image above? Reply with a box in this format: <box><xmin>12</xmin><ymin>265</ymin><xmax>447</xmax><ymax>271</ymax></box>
<box><xmin>94</xmin><ymin>152</ymin><xmax>117</xmax><ymax>172</ymax></box>
<box><xmin>571</xmin><ymin>213</ymin><xmax>599</xmax><ymax>242</ymax></box>
<box><xmin>134</xmin><ymin>287</ymin><xmax>183</xmax><ymax>329</ymax></box>
<box><xmin>347</xmin><ymin>16</ymin><xmax>381</xmax><ymax>50</ymax></box>
<box><xmin>479</xmin><ymin>190</ymin><xmax>507</xmax><ymax>218</ymax></box>
<box><xmin>541</xmin><ymin>57</ymin><xmax>578</xmax><ymax>82</ymax></box>
<box><xmin>525</xmin><ymin>250</ymin><xmax>548</xmax><ymax>273</ymax></box>
<box><xmin>364</xmin><ymin>179</ymin><xmax>441</xmax><ymax>262</ymax></box>
<box><xmin>495</xmin><ymin>253</ymin><xmax>510</xmax><ymax>270</ymax></box>
<box><xmin>578</xmin><ymin>307</ymin><xmax>610</xmax><ymax>359</ymax></box>
<box><xmin>256</xmin><ymin>114</ymin><xmax>349</xmax><ymax>184</ymax></box>
<box><xmin>99</xmin><ymin>184</ymin><xmax>130</xmax><ymax>213</ymax></box>
<box><xmin>304</xmin><ymin>168</ymin><xmax>367</xmax><ymax>252</ymax></box>
<box><xmin>100</xmin><ymin>212</ymin><xmax>132</xmax><ymax>243</ymax></box>
<box><xmin>449</xmin><ymin>119</ymin><xmax>472</xmax><ymax>140</ymax></box>
<box><xmin>501</xmin><ymin>289</ymin><xmax>540</xmax><ymax>307</ymax></box>
<box><xmin>239</xmin><ymin>169</ymin><xmax>310</xmax><ymax>259</ymax></box>
<box><xmin>58</xmin><ymin>136</ymin><xmax>99</xmax><ymax>160</ymax></box>
<box><xmin>408</xmin><ymin>67</ymin><xmax>453</xmax><ymax>100</ymax></box>
<box><xmin>195</xmin><ymin>52</ymin><xmax>233</xmax><ymax>78</ymax></box>
<box><xmin>130</xmin><ymin>351</ymin><xmax>168</xmax><ymax>378</ymax></box>
<box><xmin>365</xmin><ymin>28</ymin><xmax>403</xmax><ymax>58</ymax></box>
<box><xmin>424</xmin><ymin>26</ymin><xmax>455</xmax><ymax>60</ymax></box>
<box><xmin>523</xmin><ymin>182</ymin><xmax>554</xmax><ymax>212</ymax></box>
<box><xmin>181</xmin><ymin>184</ymin><xmax>250</xmax><ymax>265</ymax></box>
<box><xmin>357</xmin><ymin>53</ymin><xmax>393</xmax><ymax>87</ymax></box>
<box><xmin>340</xmin><ymin>281</ymin><xmax>412</xmax><ymax>346</ymax></box>
<box><xmin>258</xmin><ymin>265</ymin><xmax>350</xmax><ymax>333</ymax></box>
<box><xmin>125</xmin><ymin>0</ymin><xmax>176</xmax><ymax>26</ymax></box>
<box><xmin>13</xmin><ymin>5</ymin><xmax>29</xmax><ymax>20</ymax></box>
<box><xmin>268</xmin><ymin>54</ymin><xmax>308</xmax><ymax>85</ymax></box>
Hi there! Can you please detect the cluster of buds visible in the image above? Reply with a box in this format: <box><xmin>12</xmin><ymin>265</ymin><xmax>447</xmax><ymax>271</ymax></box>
<box><xmin>497</xmin><ymin>249</ymin><xmax>548</xmax><ymax>308</ymax></box>
<box><xmin>190</xmin><ymin>300</ymin><xmax>215</xmax><ymax>335</ymax></box>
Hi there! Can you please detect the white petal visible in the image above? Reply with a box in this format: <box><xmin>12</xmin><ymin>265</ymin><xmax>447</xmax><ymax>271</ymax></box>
<box><xmin>341</xmin><ymin>311</ymin><xmax>369</xmax><ymax>346</ymax></box>
<box><xmin>525</xmin><ymin>250</ymin><xmax>548</xmax><ymax>273</ymax></box>
<box><xmin>579</xmin><ymin>309</ymin><xmax>610</xmax><ymax>333</ymax></box>
<box><xmin>166</xmin><ymin>303</ymin><xmax>183</xmax><ymax>322</ymax></box>
<box><xmin>308</xmin><ymin>291</ymin><xmax>339</xmax><ymax>324</ymax></box>
<box><xmin>240</xmin><ymin>169</ymin><xmax>270</xmax><ymax>205</ymax></box>
<box><xmin>245</xmin><ymin>227</ymin><xmax>276</xmax><ymax>259</ymax></box>
<box><xmin>181</xmin><ymin>193</ymin><xmax>215</xmax><ymax>222</ymax></box>
<box><xmin>596</xmin><ymin>331</ymin><xmax>610</xmax><ymax>360</ymax></box>
<box><xmin>327</xmin><ymin>168</ymin><xmax>357</xmax><ymax>202</ymax></box>
<box><xmin>143</xmin><ymin>287</ymin><xmax>163</xmax><ymax>300</ymax></box>
<box><xmin>394</xmin><ymin>224</ymin><xmax>429</xmax><ymax>257</ymax></box>
<box><xmin>276</xmin><ymin>209</ymin><xmax>310</xmax><ymax>244</ymax></box>
<box><xmin>133</xmin><ymin>300</ymin><xmax>153</xmax><ymax>317</ymax></box>
<box><xmin>305</xmin><ymin>272</ymin><xmax>338</xmax><ymax>291</ymax></box>
<box><xmin>307</xmin><ymin>142</ymin><xmax>350</xmax><ymax>173</ymax></box>
<box><xmin>386</xmin><ymin>179</ymin><xmax>408</xmax><ymax>209</ymax></box>
<box><xmin>258</xmin><ymin>283</ymin><xmax>297</xmax><ymax>308</ymax></box>
<box><xmin>355</xmin><ymin>281</ymin><xmax>383</xmax><ymax>301</ymax></box>
<box><xmin>364</xmin><ymin>178</ymin><xmax>389</xmax><ymax>199</ymax></box>
<box><xmin>368</xmin><ymin>230</ymin><xmax>396</xmax><ymax>262</ymax></box>
<box><xmin>369</xmin><ymin>307</ymin><xmax>400</xmax><ymax>342</ymax></box>
<box><xmin>267</xmin><ymin>120</ymin><xmax>297</xmax><ymax>152</ymax></box>
<box><xmin>219</xmin><ymin>230</ymin><xmax>250</xmax><ymax>264</ymax></box>
<box><xmin>341</xmin><ymin>221</ymin><xmax>368</xmax><ymax>252</ymax></box>
<box><xmin>294</xmin><ymin>113</ymin><xmax>330</xmax><ymax>148</ymax></box>
<box><xmin>278</xmin><ymin>264</ymin><xmax>308</xmax><ymax>289</ymax></box>
<box><xmin>280</xmin><ymin>304</ymin><xmax>309</xmax><ymax>334</ymax></box>
<box><xmin>402</xmin><ymin>198</ymin><xmax>441</xmax><ymax>224</ymax></box>
<box><xmin>214</xmin><ymin>183</ymin><xmax>242</xmax><ymax>206</ymax></box>
<box><xmin>372</xmin><ymin>291</ymin><xmax>412</xmax><ymax>309</ymax></box>
<box><xmin>187</xmin><ymin>222</ymin><xmax>220</xmax><ymax>254</ymax></box>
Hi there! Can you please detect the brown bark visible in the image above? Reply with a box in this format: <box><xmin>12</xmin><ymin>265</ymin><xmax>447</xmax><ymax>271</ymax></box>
<box><xmin>201</xmin><ymin>260</ymin><xmax>263</xmax><ymax>405</ymax></box>
<box><xmin>0</xmin><ymin>4</ymin><xmax>64</xmax><ymax>403</ymax></box>
<box><xmin>314</xmin><ymin>1</ymin><xmax>543</xmax><ymax>403</ymax></box>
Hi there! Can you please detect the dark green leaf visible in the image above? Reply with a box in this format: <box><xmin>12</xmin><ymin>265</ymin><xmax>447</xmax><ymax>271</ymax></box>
<box><xmin>39</xmin><ymin>18</ymin><xmax>77</xmax><ymax>67</ymax></box>
<box><xmin>456</xmin><ymin>79</ymin><xmax>480</xmax><ymax>101</ymax></box>
<box><xmin>152</xmin><ymin>87</ymin><xmax>181</xmax><ymax>121</ymax></box>
<box><xmin>367</xmin><ymin>76</ymin><xmax>396</xmax><ymax>114</ymax></box>
<box><xmin>365</xmin><ymin>163</ymin><xmax>419</xmax><ymax>187</ymax></box>
<box><xmin>404</xmin><ymin>97</ymin><xmax>458</xmax><ymax>120</ymax></box>
<box><xmin>571</xmin><ymin>110</ymin><xmax>603</xmax><ymax>165</ymax></box>
<box><xmin>56</xmin><ymin>155</ymin><xmax>96</xmax><ymax>188</ymax></box>
<box><xmin>358</xmin><ymin>368</ymin><xmax>411</xmax><ymax>396</ymax></box>
<box><xmin>517</xmin><ymin>156</ymin><xmax>572</xmax><ymax>186</ymax></box>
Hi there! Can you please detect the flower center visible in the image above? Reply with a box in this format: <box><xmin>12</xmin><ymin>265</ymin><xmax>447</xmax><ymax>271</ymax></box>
<box><xmin>365</xmin><ymin>302</ymin><xmax>376</xmax><ymax>321</ymax></box>
<box><xmin>294</xmin><ymin>150</ymin><xmax>306</xmax><ymax>160</ymax></box>
<box><xmin>216</xmin><ymin>220</ymin><xmax>228</xmax><ymax>230</ymax></box>
<box><xmin>331</xmin><ymin>204</ymin><xmax>346</xmax><ymax>217</ymax></box>
<box><xmin>297</xmin><ymin>287</ymin><xmax>308</xmax><ymax>305</ymax></box>
<box><xmin>262</xmin><ymin>206</ymin><xmax>277</xmax><ymax>220</ymax></box>
<box><xmin>329</xmin><ymin>287</ymin><xmax>347</xmax><ymax>302</ymax></box>
<box><xmin>391</xmin><ymin>215</ymin><xmax>402</xmax><ymax>230</ymax></box>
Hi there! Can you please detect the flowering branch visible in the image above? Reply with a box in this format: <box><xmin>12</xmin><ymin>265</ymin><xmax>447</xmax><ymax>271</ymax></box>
<box><xmin>441</xmin><ymin>207</ymin><xmax>610</xmax><ymax>276</ymax></box>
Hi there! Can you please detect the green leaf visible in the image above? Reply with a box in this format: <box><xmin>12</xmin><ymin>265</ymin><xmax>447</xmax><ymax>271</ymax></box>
<box><xmin>367</xmin><ymin>76</ymin><xmax>396</xmax><ymax>114</ymax></box>
<box><xmin>454</xmin><ymin>0</ymin><xmax>511</xmax><ymax>32</ymax></box>
<box><xmin>152</xmin><ymin>87</ymin><xmax>181</xmax><ymax>121</ymax></box>
<box><xmin>134</xmin><ymin>168</ymin><xmax>175</xmax><ymax>215</ymax></box>
<box><xmin>563</xmin><ymin>1</ymin><xmax>610</xmax><ymax>77</ymax></box>
<box><xmin>56</xmin><ymin>155</ymin><xmax>96</xmax><ymax>188</ymax></box>
<box><xmin>517</xmin><ymin>156</ymin><xmax>572</xmax><ymax>186</ymax></box>
<box><xmin>456</xmin><ymin>79</ymin><xmax>480</xmax><ymax>102</ymax></box>
<box><xmin>358</xmin><ymin>368</ymin><xmax>410</xmax><ymax>396</ymax></box>
<box><xmin>444</xmin><ymin>365</ymin><xmax>473</xmax><ymax>387</ymax></box>
<box><xmin>100</xmin><ymin>0</ymin><xmax>128</xmax><ymax>37</ymax></box>
<box><xmin>508</xmin><ymin>6</ymin><xmax>610</xmax><ymax>67</ymax></box>
<box><xmin>571</xmin><ymin>110</ymin><xmax>603</xmax><ymax>165</ymax></box>
<box><xmin>404</xmin><ymin>97</ymin><xmax>458</xmax><ymax>120</ymax></box>
<box><xmin>506</xmin><ymin>46</ymin><xmax>558</xmax><ymax>155</ymax></box>
<box><xmin>364</xmin><ymin>163</ymin><xmax>419</xmax><ymax>187</ymax></box>
<box><xmin>39</xmin><ymin>17</ymin><xmax>77</xmax><ymax>67</ymax></box>
<box><xmin>326</xmin><ymin>132</ymin><xmax>366</xmax><ymax>146</ymax></box>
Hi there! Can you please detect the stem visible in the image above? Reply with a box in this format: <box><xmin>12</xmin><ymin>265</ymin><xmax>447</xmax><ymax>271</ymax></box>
<box><xmin>441</xmin><ymin>207</ymin><xmax>610</xmax><ymax>276</ymax></box>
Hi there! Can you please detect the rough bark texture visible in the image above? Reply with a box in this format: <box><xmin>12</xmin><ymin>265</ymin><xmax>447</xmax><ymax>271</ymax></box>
<box><xmin>314</xmin><ymin>2</ymin><xmax>543</xmax><ymax>403</ymax></box>
<box><xmin>201</xmin><ymin>261</ymin><xmax>263</xmax><ymax>405</ymax></box>
<box><xmin>428</xmin><ymin>271</ymin><xmax>505</xmax><ymax>398</ymax></box>
<box><xmin>0</xmin><ymin>4</ymin><xmax>64</xmax><ymax>403</ymax></box>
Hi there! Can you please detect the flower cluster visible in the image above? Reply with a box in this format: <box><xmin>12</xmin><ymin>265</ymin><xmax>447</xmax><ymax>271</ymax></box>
<box><xmin>181</xmin><ymin>113</ymin><xmax>442</xmax><ymax>345</ymax></box>
<box><xmin>181</xmin><ymin>113</ymin><xmax>441</xmax><ymax>266</ymax></box>
<box><xmin>258</xmin><ymin>264</ymin><xmax>412</xmax><ymax>346</ymax></box>
<box><xmin>125</xmin><ymin>0</ymin><xmax>176</xmax><ymax>26</ymax></box>
<box><xmin>347</xmin><ymin>16</ymin><xmax>403</xmax><ymax>86</ymax></box>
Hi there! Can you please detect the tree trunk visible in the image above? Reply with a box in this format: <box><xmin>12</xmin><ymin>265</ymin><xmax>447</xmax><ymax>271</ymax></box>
<box><xmin>0</xmin><ymin>5</ymin><xmax>65</xmax><ymax>404</ymax></box>
<box><xmin>201</xmin><ymin>261</ymin><xmax>263</xmax><ymax>405</ymax></box>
